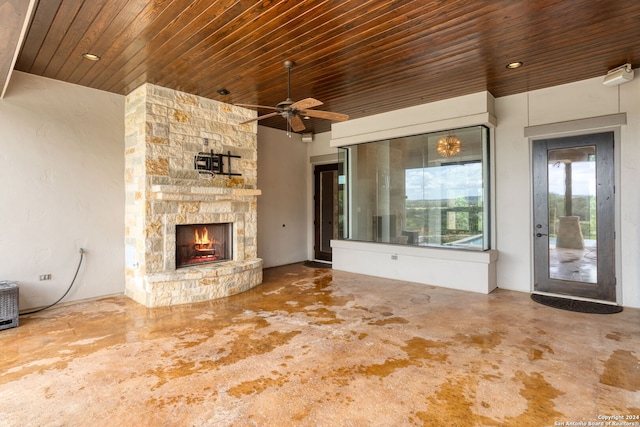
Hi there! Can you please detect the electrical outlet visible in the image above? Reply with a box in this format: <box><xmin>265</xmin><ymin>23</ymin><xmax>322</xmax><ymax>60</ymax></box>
<box><xmin>39</xmin><ymin>274</ymin><xmax>52</xmax><ymax>281</ymax></box>
<box><xmin>391</xmin><ymin>254</ymin><xmax>398</xmax><ymax>260</ymax></box>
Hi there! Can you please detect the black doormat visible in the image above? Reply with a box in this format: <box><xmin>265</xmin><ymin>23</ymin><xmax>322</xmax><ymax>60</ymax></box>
<box><xmin>303</xmin><ymin>261</ymin><xmax>332</xmax><ymax>269</ymax></box>
<box><xmin>531</xmin><ymin>294</ymin><xmax>623</xmax><ymax>314</ymax></box>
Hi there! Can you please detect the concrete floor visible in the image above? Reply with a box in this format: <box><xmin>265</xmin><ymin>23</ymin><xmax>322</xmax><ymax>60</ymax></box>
<box><xmin>1</xmin><ymin>263</ymin><xmax>639</xmax><ymax>426</ymax></box>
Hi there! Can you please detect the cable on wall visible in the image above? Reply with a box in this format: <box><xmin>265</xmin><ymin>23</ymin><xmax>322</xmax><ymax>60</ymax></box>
<box><xmin>20</xmin><ymin>248</ymin><xmax>85</xmax><ymax>316</ymax></box>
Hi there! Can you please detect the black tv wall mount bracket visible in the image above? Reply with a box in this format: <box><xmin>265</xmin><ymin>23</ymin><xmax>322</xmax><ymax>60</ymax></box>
<box><xmin>194</xmin><ymin>150</ymin><xmax>242</xmax><ymax>177</ymax></box>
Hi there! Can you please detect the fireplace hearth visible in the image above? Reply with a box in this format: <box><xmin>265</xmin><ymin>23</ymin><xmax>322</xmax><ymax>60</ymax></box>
<box><xmin>176</xmin><ymin>223</ymin><xmax>232</xmax><ymax>268</ymax></box>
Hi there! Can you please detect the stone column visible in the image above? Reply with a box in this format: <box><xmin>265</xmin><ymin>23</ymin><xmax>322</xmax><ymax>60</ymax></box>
<box><xmin>124</xmin><ymin>83</ymin><xmax>262</xmax><ymax>307</ymax></box>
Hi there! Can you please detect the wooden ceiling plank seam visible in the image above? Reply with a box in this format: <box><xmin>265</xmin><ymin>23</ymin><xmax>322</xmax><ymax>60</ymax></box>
<box><xmin>180</xmin><ymin>0</ymin><xmax>361</xmax><ymax>94</ymax></box>
<box><xmin>313</xmin><ymin>65</ymin><xmax>487</xmax><ymax>114</ymax></box>
<box><xmin>315</xmin><ymin>51</ymin><xmax>502</xmax><ymax>102</ymax></box>
<box><xmin>217</xmin><ymin>0</ymin><xmax>435</xmax><ymax>88</ymax></box>
<box><xmin>104</xmin><ymin>0</ymin><xmax>504</xmax><ymax>99</ymax></box>
<box><xmin>229</xmin><ymin>1</ymin><xmax>488</xmax><ymax>105</ymax></box>
<box><xmin>108</xmin><ymin>0</ymin><xmax>276</xmax><ymax>94</ymax></box>
<box><xmin>192</xmin><ymin>0</ymin><xmax>446</xmax><ymax>102</ymax></box>
<box><xmin>285</xmin><ymin>1</ymin><xmax>493</xmax><ymax>81</ymax></box>
<box><xmin>15</xmin><ymin>0</ymin><xmax>63</xmax><ymax>72</ymax></box>
<box><xmin>42</xmin><ymin>0</ymin><xmax>111</xmax><ymax>79</ymax></box>
<box><xmin>193</xmin><ymin>0</ymin><xmax>411</xmax><ymax>100</ymax></box>
<box><xmin>483</xmin><ymin>3</ymin><xmax>640</xmax><ymax>60</ymax></box>
<box><xmin>234</xmin><ymin>0</ymin><xmax>624</xmax><ymax>103</ymax></box>
<box><xmin>131</xmin><ymin>0</ymin><xmax>319</xmax><ymax>94</ymax></box>
<box><xmin>330</xmin><ymin>44</ymin><xmax>596</xmax><ymax>107</ymax></box>
<box><xmin>307</xmin><ymin>46</ymin><xmax>478</xmax><ymax>99</ymax></box>
<box><xmin>87</xmin><ymin>0</ymin><xmax>214</xmax><ymax>89</ymax></box>
<box><xmin>43</xmin><ymin>0</ymin><xmax>133</xmax><ymax>82</ymax></box>
<box><xmin>164</xmin><ymin>0</ymin><xmax>384</xmax><ymax>100</ymax></box>
<box><xmin>276</xmin><ymin>0</ymin><xmax>636</xmax><ymax>105</ymax></box>
<box><xmin>114</xmin><ymin>0</ymin><xmax>296</xmax><ymax>93</ymax></box>
<box><xmin>61</xmin><ymin>0</ymin><xmax>163</xmax><ymax>85</ymax></box>
<box><xmin>76</xmin><ymin>0</ymin><xmax>181</xmax><ymax>87</ymax></box>
<box><xmin>28</xmin><ymin>0</ymin><xmax>84</xmax><ymax>75</ymax></box>
<box><xmin>236</xmin><ymin>0</ymin><xmax>485</xmax><ymax>99</ymax></box>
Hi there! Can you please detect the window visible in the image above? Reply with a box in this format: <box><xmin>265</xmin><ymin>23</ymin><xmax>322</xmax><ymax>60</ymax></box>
<box><xmin>338</xmin><ymin>126</ymin><xmax>490</xmax><ymax>250</ymax></box>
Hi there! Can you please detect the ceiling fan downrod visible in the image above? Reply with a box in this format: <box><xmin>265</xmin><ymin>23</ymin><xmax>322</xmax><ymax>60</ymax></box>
<box><xmin>284</xmin><ymin>60</ymin><xmax>295</xmax><ymax>101</ymax></box>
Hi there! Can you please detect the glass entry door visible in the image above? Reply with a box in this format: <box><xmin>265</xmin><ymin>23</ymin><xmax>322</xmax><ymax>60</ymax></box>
<box><xmin>532</xmin><ymin>132</ymin><xmax>616</xmax><ymax>302</ymax></box>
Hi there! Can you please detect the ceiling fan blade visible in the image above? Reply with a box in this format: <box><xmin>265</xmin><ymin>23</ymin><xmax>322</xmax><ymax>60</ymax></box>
<box><xmin>288</xmin><ymin>115</ymin><xmax>306</xmax><ymax>132</ymax></box>
<box><xmin>240</xmin><ymin>111</ymin><xmax>280</xmax><ymax>124</ymax></box>
<box><xmin>291</xmin><ymin>97</ymin><xmax>323</xmax><ymax>110</ymax></box>
<box><xmin>235</xmin><ymin>103</ymin><xmax>280</xmax><ymax>111</ymax></box>
<box><xmin>299</xmin><ymin>109</ymin><xmax>349</xmax><ymax>122</ymax></box>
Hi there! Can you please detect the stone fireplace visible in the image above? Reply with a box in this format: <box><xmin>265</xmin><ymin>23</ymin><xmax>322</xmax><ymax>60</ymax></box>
<box><xmin>124</xmin><ymin>83</ymin><xmax>262</xmax><ymax>307</ymax></box>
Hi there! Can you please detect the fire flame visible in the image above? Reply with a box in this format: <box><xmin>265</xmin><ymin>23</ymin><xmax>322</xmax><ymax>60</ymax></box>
<box><xmin>194</xmin><ymin>227</ymin><xmax>210</xmax><ymax>245</ymax></box>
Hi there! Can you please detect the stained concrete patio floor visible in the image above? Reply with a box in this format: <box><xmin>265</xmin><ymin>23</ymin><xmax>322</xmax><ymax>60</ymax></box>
<box><xmin>1</xmin><ymin>263</ymin><xmax>639</xmax><ymax>426</ymax></box>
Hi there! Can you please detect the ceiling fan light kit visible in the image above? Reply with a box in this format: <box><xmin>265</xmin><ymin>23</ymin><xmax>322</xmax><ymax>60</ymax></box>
<box><xmin>603</xmin><ymin>63</ymin><xmax>634</xmax><ymax>86</ymax></box>
<box><xmin>236</xmin><ymin>60</ymin><xmax>348</xmax><ymax>133</ymax></box>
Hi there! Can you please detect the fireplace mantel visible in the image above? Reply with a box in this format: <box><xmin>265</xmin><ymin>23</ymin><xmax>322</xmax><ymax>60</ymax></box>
<box><xmin>150</xmin><ymin>185</ymin><xmax>261</xmax><ymax>200</ymax></box>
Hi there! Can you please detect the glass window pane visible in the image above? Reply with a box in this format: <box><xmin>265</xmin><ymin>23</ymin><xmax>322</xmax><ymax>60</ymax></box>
<box><xmin>338</xmin><ymin>126</ymin><xmax>489</xmax><ymax>250</ymax></box>
<box><xmin>547</xmin><ymin>146</ymin><xmax>597</xmax><ymax>283</ymax></box>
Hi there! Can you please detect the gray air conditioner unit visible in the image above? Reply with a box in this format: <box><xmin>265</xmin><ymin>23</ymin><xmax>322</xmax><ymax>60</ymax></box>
<box><xmin>0</xmin><ymin>281</ymin><xmax>19</xmax><ymax>330</ymax></box>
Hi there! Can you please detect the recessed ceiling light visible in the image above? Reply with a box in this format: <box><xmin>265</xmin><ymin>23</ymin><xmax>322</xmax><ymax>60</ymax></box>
<box><xmin>217</xmin><ymin>89</ymin><xmax>230</xmax><ymax>95</ymax></box>
<box><xmin>82</xmin><ymin>53</ymin><xmax>101</xmax><ymax>61</ymax></box>
<box><xmin>506</xmin><ymin>61</ymin><xmax>523</xmax><ymax>69</ymax></box>
<box><xmin>303</xmin><ymin>116</ymin><xmax>310</xmax><ymax>120</ymax></box>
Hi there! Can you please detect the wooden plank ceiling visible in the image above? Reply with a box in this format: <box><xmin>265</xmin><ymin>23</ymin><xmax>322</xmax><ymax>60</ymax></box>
<box><xmin>13</xmin><ymin>0</ymin><xmax>640</xmax><ymax>133</ymax></box>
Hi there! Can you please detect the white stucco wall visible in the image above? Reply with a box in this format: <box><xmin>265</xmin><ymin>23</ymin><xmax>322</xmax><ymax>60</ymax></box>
<box><xmin>256</xmin><ymin>126</ymin><xmax>308</xmax><ymax>268</ymax></box>
<box><xmin>307</xmin><ymin>131</ymin><xmax>334</xmax><ymax>158</ymax></box>
<box><xmin>495</xmin><ymin>75</ymin><xmax>640</xmax><ymax>308</ymax></box>
<box><xmin>0</xmin><ymin>72</ymin><xmax>125</xmax><ymax>310</ymax></box>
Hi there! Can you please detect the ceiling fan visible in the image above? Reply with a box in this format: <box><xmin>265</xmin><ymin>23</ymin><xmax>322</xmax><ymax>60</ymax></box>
<box><xmin>236</xmin><ymin>60</ymin><xmax>349</xmax><ymax>132</ymax></box>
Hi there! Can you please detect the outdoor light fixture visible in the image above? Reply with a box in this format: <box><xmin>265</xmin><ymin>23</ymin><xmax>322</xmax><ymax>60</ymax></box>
<box><xmin>603</xmin><ymin>63</ymin><xmax>634</xmax><ymax>86</ymax></box>
<box><xmin>437</xmin><ymin>135</ymin><xmax>462</xmax><ymax>158</ymax></box>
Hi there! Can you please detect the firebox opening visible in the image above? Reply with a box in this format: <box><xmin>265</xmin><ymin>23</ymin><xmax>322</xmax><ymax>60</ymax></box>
<box><xmin>176</xmin><ymin>223</ymin><xmax>232</xmax><ymax>269</ymax></box>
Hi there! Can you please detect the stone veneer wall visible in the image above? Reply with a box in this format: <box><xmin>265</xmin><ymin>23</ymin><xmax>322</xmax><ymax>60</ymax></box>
<box><xmin>124</xmin><ymin>83</ymin><xmax>262</xmax><ymax>307</ymax></box>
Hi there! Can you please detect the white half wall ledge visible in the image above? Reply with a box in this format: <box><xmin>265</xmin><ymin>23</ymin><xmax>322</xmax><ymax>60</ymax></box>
<box><xmin>330</xmin><ymin>91</ymin><xmax>497</xmax><ymax>147</ymax></box>
<box><xmin>331</xmin><ymin>240</ymin><xmax>498</xmax><ymax>294</ymax></box>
